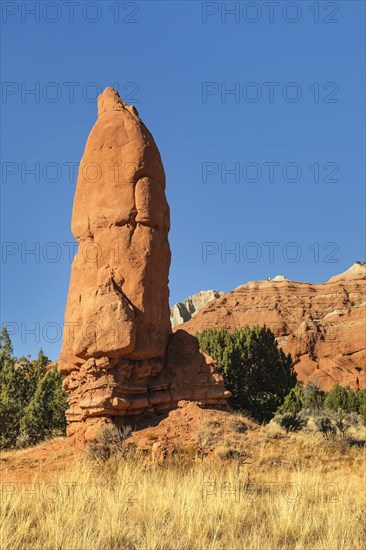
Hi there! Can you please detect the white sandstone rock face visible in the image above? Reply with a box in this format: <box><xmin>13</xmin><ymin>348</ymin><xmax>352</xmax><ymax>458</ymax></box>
<box><xmin>271</xmin><ymin>275</ymin><xmax>287</xmax><ymax>281</ymax></box>
<box><xmin>170</xmin><ymin>290</ymin><xmax>224</xmax><ymax>327</ymax></box>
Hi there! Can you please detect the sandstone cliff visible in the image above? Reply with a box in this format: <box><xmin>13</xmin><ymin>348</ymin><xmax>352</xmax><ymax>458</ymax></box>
<box><xmin>177</xmin><ymin>263</ymin><xmax>366</xmax><ymax>391</ymax></box>
<box><xmin>170</xmin><ymin>290</ymin><xmax>224</xmax><ymax>327</ymax></box>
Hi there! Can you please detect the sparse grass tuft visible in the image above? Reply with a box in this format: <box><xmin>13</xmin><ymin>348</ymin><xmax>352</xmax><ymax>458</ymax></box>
<box><xmin>230</xmin><ymin>417</ymin><xmax>249</xmax><ymax>433</ymax></box>
<box><xmin>145</xmin><ymin>430</ymin><xmax>158</xmax><ymax>441</ymax></box>
<box><xmin>87</xmin><ymin>424</ymin><xmax>132</xmax><ymax>462</ymax></box>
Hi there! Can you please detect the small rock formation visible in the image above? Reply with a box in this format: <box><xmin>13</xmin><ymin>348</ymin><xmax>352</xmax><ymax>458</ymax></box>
<box><xmin>58</xmin><ymin>88</ymin><xmax>229</xmax><ymax>440</ymax></box>
<box><xmin>178</xmin><ymin>263</ymin><xmax>366</xmax><ymax>391</ymax></box>
<box><xmin>128</xmin><ymin>400</ymin><xmax>259</xmax><ymax>458</ymax></box>
<box><xmin>270</xmin><ymin>275</ymin><xmax>287</xmax><ymax>282</ymax></box>
<box><xmin>170</xmin><ymin>290</ymin><xmax>224</xmax><ymax>327</ymax></box>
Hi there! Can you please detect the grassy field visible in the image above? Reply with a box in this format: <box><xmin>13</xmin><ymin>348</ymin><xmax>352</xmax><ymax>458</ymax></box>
<box><xmin>1</xmin><ymin>421</ymin><xmax>365</xmax><ymax>550</ymax></box>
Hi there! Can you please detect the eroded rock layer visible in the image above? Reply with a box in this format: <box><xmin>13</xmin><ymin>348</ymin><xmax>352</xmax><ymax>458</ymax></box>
<box><xmin>178</xmin><ymin>263</ymin><xmax>366</xmax><ymax>391</ymax></box>
<box><xmin>170</xmin><ymin>290</ymin><xmax>224</xmax><ymax>327</ymax></box>
<box><xmin>59</xmin><ymin>88</ymin><xmax>229</xmax><ymax>439</ymax></box>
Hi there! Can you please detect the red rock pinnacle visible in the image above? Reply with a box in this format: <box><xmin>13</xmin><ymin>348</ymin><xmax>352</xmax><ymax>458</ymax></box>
<box><xmin>58</xmin><ymin>88</ymin><xmax>229</xmax><ymax>440</ymax></box>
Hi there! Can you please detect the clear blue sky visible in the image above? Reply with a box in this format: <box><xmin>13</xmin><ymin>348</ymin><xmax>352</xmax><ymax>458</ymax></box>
<box><xmin>1</xmin><ymin>1</ymin><xmax>365</xmax><ymax>360</ymax></box>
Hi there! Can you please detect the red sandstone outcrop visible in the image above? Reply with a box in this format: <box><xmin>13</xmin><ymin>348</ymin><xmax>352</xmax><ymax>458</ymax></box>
<box><xmin>58</xmin><ymin>88</ymin><xmax>229</xmax><ymax>439</ymax></box>
<box><xmin>178</xmin><ymin>263</ymin><xmax>366</xmax><ymax>391</ymax></box>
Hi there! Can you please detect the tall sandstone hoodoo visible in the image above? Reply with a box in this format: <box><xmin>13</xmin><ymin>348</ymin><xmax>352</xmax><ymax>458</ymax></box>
<box><xmin>58</xmin><ymin>88</ymin><xmax>229</xmax><ymax>439</ymax></box>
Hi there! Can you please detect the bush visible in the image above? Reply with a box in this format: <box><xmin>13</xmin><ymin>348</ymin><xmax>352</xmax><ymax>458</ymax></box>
<box><xmin>274</xmin><ymin>413</ymin><xmax>306</xmax><ymax>433</ymax></box>
<box><xmin>324</xmin><ymin>384</ymin><xmax>359</xmax><ymax>413</ymax></box>
<box><xmin>302</xmin><ymin>383</ymin><xmax>326</xmax><ymax>413</ymax></box>
<box><xmin>197</xmin><ymin>326</ymin><xmax>296</xmax><ymax>422</ymax></box>
<box><xmin>0</xmin><ymin>394</ymin><xmax>22</xmax><ymax>448</ymax></box>
<box><xmin>217</xmin><ymin>448</ymin><xmax>251</xmax><ymax>462</ymax></box>
<box><xmin>278</xmin><ymin>382</ymin><xmax>326</xmax><ymax>415</ymax></box>
<box><xmin>278</xmin><ymin>380</ymin><xmax>366</xmax><ymax>424</ymax></box>
<box><xmin>315</xmin><ymin>411</ymin><xmax>358</xmax><ymax>441</ymax></box>
<box><xmin>315</xmin><ymin>416</ymin><xmax>337</xmax><ymax>439</ymax></box>
<box><xmin>278</xmin><ymin>383</ymin><xmax>304</xmax><ymax>414</ymax></box>
<box><xmin>359</xmin><ymin>400</ymin><xmax>366</xmax><ymax>425</ymax></box>
<box><xmin>0</xmin><ymin>327</ymin><xmax>67</xmax><ymax>449</ymax></box>
<box><xmin>332</xmin><ymin>410</ymin><xmax>354</xmax><ymax>440</ymax></box>
<box><xmin>88</xmin><ymin>424</ymin><xmax>132</xmax><ymax>461</ymax></box>
<box><xmin>195</xmin><ymin>423</ymin><xmax>217</xmax><ymax>460</ymax></box>
<box><xmin>230</xmin><ymin>417</ymin><xmax>249</xmax><ymax>433</ymax></box>
<box><xmin>20</xmin><ymin>367</ymin><xmax>67</xmax><ymax>445</ymax></box>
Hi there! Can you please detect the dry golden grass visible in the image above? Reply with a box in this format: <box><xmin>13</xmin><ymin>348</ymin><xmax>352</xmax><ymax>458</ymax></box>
<box><xmin>0</xmin><ymin>425</ymin><xmax>365</xmax><ymax>550</ymax></box>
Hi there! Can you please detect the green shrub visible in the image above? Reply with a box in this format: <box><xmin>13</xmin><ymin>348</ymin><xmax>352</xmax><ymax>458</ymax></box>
<box><xmin>20</xmin><ymin>367</ymin><xmax>67</xmax><ymax>445</ymax></box>
<box><xmin>278</xmin><ymin>379</ymin><xmax>366</xmax><ymax>422</ymax></box>
<box><xmin>197</xmin><ymin>326</ymin><xmax>296</xmax><ymax>422</ymax></box>
<box><xmin>278</xmin><ymin>383</ymin><xmax>304</xmax><ymax>414</ymax></box>
<box><xmin>324</xmin><ymin>384</ymin><xmax>351</xmax><ymax>412</ymax></box>
<box><xmin>0</xmin><ymin>327</ymin><xmax>67</xmax><ymax>449</ymax></box>
<box><xmin>302</xmin><ymin>383</ymin><xmax>326</xmax><ymax>413</ymax></box>
<box><xmin>279</xmin><ymin>381</ymin><xmax>326</xmax><ymax>415</ymax></box>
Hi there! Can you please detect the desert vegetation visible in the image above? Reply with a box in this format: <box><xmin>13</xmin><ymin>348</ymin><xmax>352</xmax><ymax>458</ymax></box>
<box><xmin>0</xmin><ymin>325</ymin><xmax>365</xmax><ymax>548</ymax></box>
<box><xmin>274</xmin><ymin>381</ymin><xmax>366</xmax><ymax>439</ymax></box>
<box><xmin>198</xmin><ymin>327</ymin><xmax>366</xmax><ymax>429</ymax></box>
<box><xmin>1</xmin><ymin>415</ymin><xmax>365</xmax><ymax>550</ymax></box>
<box><xmin>197</xmin><ymin>326</ymin><xmax>297</xmax><ymax>421</ymax></box>
<box><xmin>0</xmin><ymin>327</ymin><xmax>67</xmax><ymax>449</ymax></box>
<box><xmin>1</xmin><ymin>325</ymin><xmax>365</xmax><ymax>549</ymax></box>
<box><xmin>2</xmin><ymin>325</ymin><xmax>366</xmax><ymax>450</ymax></box>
